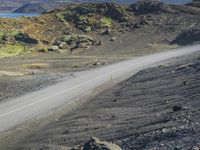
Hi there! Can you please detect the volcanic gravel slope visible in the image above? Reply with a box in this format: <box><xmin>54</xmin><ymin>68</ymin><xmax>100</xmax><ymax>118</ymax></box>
<box><xmin>15</xmin><ymin>52</ymin><xmax>200</xmax><ymax>150</ymax></box>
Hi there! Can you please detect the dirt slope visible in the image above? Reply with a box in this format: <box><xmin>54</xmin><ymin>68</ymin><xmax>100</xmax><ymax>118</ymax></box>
<box><xmin>13</xmin><ymin>51</ymin><xmax>200</xmax><ymax>150</ymax></box>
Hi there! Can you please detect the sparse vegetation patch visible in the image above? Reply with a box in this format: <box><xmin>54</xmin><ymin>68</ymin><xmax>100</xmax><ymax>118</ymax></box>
<box><xmin>0</xmin><ymin>43</ymin><xmax>26</xmax><ymax>57</ymax></box>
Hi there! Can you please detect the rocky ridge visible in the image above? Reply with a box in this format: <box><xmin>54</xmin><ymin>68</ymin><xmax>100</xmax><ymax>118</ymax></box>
<box><xmin>0</xmin><ymin>0</ymin><xmax>200</xmax><ymax>57</ymax></box>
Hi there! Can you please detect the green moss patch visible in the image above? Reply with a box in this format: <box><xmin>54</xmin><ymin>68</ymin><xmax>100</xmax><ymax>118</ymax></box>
<box><xmin>100</xmin><ymin>17</ymin><xmax>112</xmax><ymax>28</ymax></box>
<box><xmin>0</xmin><ymin>44</ymin><xmax>26</xmax><ymax>58</ymax></box>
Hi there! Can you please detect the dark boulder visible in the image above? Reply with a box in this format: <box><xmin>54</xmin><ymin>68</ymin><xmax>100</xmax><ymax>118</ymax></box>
<box><xmin>173</xmin><ymin>105</ymin><xmax>182</xmax><ymax>112</ymax></box>
<box><xmin>15</xmin><ymin>33</ymin><xmax>38</xmax><ymax>44</ymax></box>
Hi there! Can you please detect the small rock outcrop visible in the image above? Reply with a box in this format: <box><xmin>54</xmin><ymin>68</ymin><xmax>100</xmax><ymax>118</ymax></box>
<box><xmin>48</xmin><ymin>45</ymin><xmax>59</xmax><ymax>52</ymax></box>
<box><xmin>130</xmin><ymin>0</ymin><xmax>171</xmax><ymax>15</ymax></box>
<box><xmin>2</xmin><ymin>34</ymin><xmax>15</xmax><ymax>43</ymax></box>
<box><xmin>96</xmin><ymin>3</ymin><xmax>129</xmax><ymax>22</ymax></box>
<box><xmin>71</xmin><ymin>137</ymin><xmax>122</xmax><ymax>150</ymax></box>
<box><xmin>59</xmin><ymin>34</ymin><xmax>96</xmax><ymax>51</ymax></box>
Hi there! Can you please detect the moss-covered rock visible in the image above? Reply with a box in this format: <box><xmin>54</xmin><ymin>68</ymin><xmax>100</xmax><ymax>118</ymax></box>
<box><xmin>58</xmin><ymin>3</ymin><xmax>129</xmax><ymax>31</ymax></box>
<box><xmin>58</xmin><ymin>42</ymin><xmax>68</xmax><ymax>49</ymax></box>
<box><xmin>0</xmin><ymin>29</ymin><xmax>19</xmax><ymax>44</ymax></box>
<box><xmin>2</xmin><ymin>34</ymin><xmax>16</xmax><ymax>43</ymax></box>
<box><xmin>62</xmin><ymin>34</ymin><xmax>95</xmax><ymax>44</ymax></box>
<box><xmin>60</xmin><ymin>34</ymin><xmax>96</xmax><ymax>51</ymax></box>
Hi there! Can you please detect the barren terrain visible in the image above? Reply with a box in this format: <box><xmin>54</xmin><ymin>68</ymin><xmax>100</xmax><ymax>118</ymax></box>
<box><xmin>8</xmin><ymin>50</ymin><xmax>200</xmax><ymax>150</ymax></box>
<box><xmin>0</xmin><ymin>1</ymin><xmax>200</xmax><ymax>150</ymax></box>
<box><xmin>1</xmin><ymin>0</ymin><xmax>200</xmax><ymax>103</ymax></box>
<box><xmin>0</xmin><ymin>53</ymin><xmax>122</xmax><ymax>102</ymax></box>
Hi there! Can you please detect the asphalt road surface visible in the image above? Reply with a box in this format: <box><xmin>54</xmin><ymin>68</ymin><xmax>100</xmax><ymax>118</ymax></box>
<box><xmin>0</xmin><ymin>45</ymin><xmax>200</xmax><ymax>134</ymax></box>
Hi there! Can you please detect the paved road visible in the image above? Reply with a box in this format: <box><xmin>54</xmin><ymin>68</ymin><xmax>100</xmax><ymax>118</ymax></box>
<box><xmin>0</xmin><ymin>45</ymin><xmax>200</xmax><ymax>134</ymax></box>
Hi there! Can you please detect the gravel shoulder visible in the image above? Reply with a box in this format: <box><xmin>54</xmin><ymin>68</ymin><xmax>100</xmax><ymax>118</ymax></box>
<box><xmin>12</xmin><ymin>51</ymin><xmax>200</xmax><ymax>150</ymax></box>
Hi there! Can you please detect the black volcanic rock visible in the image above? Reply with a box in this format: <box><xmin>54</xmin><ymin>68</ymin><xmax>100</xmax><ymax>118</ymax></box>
<box><xmin>171</xmin><ymin>29</ymin><xmax>200</xmax><ymax>45</ymax></box>
<box><xmin>15</xmin><ymin>33</ymin><xmax>38</xmax><ymax>44</ymax></box>
<box><xmin>130</xmin><ymin>0</ymin><xmax>171</xmax><ymax>15</ymax></box>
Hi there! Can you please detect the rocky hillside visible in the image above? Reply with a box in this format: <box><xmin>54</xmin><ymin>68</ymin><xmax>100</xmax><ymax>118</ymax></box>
<box><xmin>0</xmin><ymin>0</ymin><xmax>200</xmax><ymax>57</ymax></box>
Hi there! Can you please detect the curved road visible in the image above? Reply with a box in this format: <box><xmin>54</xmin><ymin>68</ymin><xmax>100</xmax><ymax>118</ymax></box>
<box><xmin>0</xmin><ymin>45</ymin><xmax>200</xmax><ymax>134</ymax></box>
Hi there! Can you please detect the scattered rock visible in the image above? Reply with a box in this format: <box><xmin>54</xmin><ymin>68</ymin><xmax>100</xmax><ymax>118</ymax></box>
<box><xmin>37</xmin><ymin>48</ymin><xmax>47</xmax><ymax>53</ymax></box>
<box><xmin>97</xmin><ymin>40</ymin><xmax>103</xmax><ymax>46</ymax></box>
<box><xmin>61</xmin><ymin>34</ymin><xmax>96</xmax><ymax>50</ymax></box>
<box><xmin>62</xmin><ymin>35</ymin><xmax>72</xmax><ymax>43</ymax></box>
<box><xmin>88</xmin><ymin>62</ymin><xmax>105</xmax><ymax>67</ymax></box>
<box><xmin>82</xmin><ymin>26</ymin><xmax>92</xmax><ymax>32</ymax></box>
<box><xmin>59</xmin><ymin>42</ymin><xmax>68</xmax><ymax>49</ymax></box>
<box><xmin>162</xmin><ymin>128</ymin><xmax>168</xmax><ymax>133</ymax></box>
<box><xmin>48</xmin><ymin>45</ymin><xmax>59</xmax><ymax>52</ymax></box>
<box><xmin>110</xmin><ymin>37</ymin><xmax>117</xmax><ymax>42</ymax></box>
<box><xmin>173</xmin><ymin>105</ymin><xmax>182</xmax><ymax>112</ymax></box>
<box><xmin>133</xmin><ymin>16</ymin><xmax>152</xmax><ymax>29</ymax></box>
<box><xmin>134</xmin><ymin>23</ymin><xmax>141</xmax><ymax>28</ymax></box>
<box><xmin>176</xmin><ymin>64</ymin><xmax>190</xmax><ymax>71</ymax></box>
<box><xmin>183</xmin><ymin>81</ymin><xmax>187</xmax><ymax>85</ymax></box>
<box><xmin>77</xmin><ymin>42</ymin><xmax>90</xmax><ymax>49</ymax></box>
<box><xmin>102</xmin><ymin>28</ymin><xmax>112</xmax><ymax>35</ymax></box>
